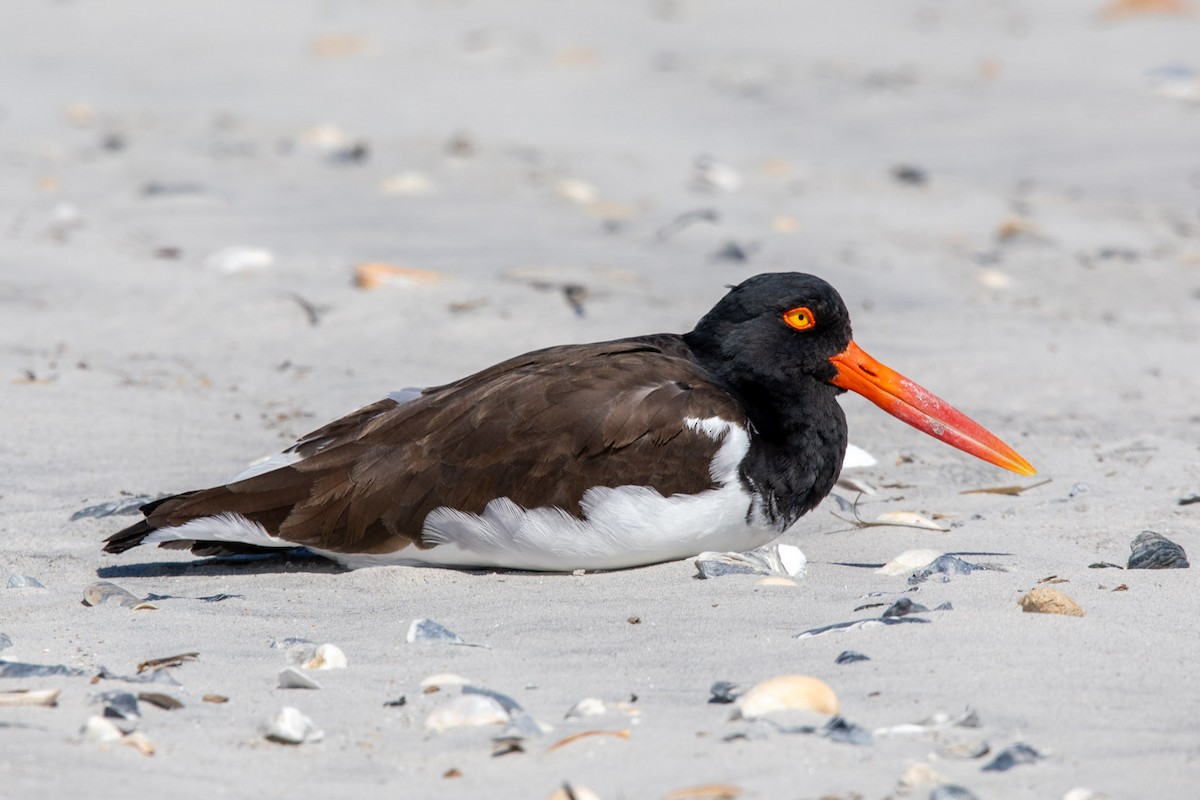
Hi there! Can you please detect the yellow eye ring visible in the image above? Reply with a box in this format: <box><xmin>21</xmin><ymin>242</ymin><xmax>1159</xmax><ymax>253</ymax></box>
<box><xmin>783</xmin><ymin>306</ymin><xmax>816</xmax><ymax>331</ymax></box>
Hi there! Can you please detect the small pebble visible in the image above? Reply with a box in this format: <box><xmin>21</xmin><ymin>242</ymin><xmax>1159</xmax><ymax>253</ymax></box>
<box><xmin>6</xmin><ymin>575</ymin><xmax>44</xmax><ymax>589</ymax></box>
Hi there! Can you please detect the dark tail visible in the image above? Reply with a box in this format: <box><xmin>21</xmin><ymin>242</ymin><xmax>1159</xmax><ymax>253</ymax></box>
<box><xmin>102</xmin><ymin>493</ymin><xmax>197</xmax><ymax>553</ymax></box>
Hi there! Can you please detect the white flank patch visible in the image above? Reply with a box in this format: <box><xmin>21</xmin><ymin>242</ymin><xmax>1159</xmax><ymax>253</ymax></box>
<box><xmin>326</xmin><ymin>416</ymin><xmax>782</xmax><ymax>571</ymax></box>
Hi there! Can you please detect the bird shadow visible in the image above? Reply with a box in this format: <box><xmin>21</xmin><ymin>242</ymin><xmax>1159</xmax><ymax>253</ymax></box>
<box><xmin>95</xmin><ymin>550</ymin><xmax>348</xmax><ymax>579</ymax></box>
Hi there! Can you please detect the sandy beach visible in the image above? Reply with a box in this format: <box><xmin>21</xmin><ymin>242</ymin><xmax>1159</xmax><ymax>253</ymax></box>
<box><xmin>3</xmin><ymin>1</ymin><xmax>1199</xmax><ymax>797</ymax></box>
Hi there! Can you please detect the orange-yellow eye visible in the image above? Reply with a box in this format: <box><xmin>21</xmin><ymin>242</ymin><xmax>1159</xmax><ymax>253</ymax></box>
<box><xmin>783</xmin><ymin>306</ymin><xmax>816</xmax><ymax>331</ymax></box>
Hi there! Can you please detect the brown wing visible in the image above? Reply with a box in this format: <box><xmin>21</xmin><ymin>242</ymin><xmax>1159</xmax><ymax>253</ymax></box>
<box><xmin>106</xmin><ymin>335</ymin><xmax>749</xmax><ymax>556</ymax></box>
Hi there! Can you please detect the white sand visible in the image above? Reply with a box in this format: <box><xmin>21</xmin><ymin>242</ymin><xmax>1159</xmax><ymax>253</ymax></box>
<box><xmin>2</xmin><ymin>1</ymin><xmax>1199</xmax><ymax>797</ymax></box>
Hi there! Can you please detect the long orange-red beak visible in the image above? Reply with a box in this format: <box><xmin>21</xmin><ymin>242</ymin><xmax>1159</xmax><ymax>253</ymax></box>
<box><xmin>829</xmin><ymin>341</ymin><xmax>1036</xmax><ymax>476</ymax></box>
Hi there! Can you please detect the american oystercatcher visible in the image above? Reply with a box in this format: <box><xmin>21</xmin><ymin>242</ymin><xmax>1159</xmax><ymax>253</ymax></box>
<box><xmin>104</xmin><ymin>272</ymin><xmax>1034</xmax><ymax>571</ymax></box>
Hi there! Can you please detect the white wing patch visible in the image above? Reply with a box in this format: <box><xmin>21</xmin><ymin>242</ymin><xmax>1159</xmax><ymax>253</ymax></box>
<box><xmin>332</xmin><ymin>416</ymin><xmax>780</xmax><ymax>571</ymax></box>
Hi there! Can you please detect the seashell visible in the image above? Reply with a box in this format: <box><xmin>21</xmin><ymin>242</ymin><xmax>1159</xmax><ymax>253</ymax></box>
<box><xmin>554</xmin><ymin>179</ymin><xmax>598</xmax><ymax>205</ymax></box>
<box><xmin>817</xmin><ymin>716</ymin><xmax>872</xmax><ymax>745</ymax></box>
<box><xmin>7</xmin><ymin>575</ymin><xmax>45</xmax><ymax>589</ymax></box>
<box><xmin>835</xmin><ymin>650</ymin><xmax>869</xmax><ymax>665</ymax></box>
<box><xmin>0</xmin><ymin>688</ymin><xmax>61</xmax><ymax>707</ymax></box>
<box><xmin>120</xmin><ymin>731</ymin><xmax>155</xmax><ymax>756</ymax></box>
<box><xmin>1127</xmin><ymin>530</ymin><xmax>1189</xmax><ymax>569</ymax></box>
<box><xmin>546</xmin><ymin>729</ymin><xmax>631</xmax><ymax>753</ymax></box>
<box><xmin>301</xmin><ymin>643</ymin><xmax>347</xmax><ymax>670</ymax></box>
<box><xmin>756</xmin><ymin>576</ymin><xmax>797</xmax><ymax>587</ymax></box>
<box><xmin>664</xmin><ymin>784</ymin><xmax>743</xmax><ymax>800</ymax></box>
<box><xmin>1062</xmin><ymin>789</ymin><xmax>1107</xmax><ymax>800</ymax></box>
<box><xmin>981</xmin><ymin>742</ymin><xmax>1042</xmax><ymax>771</ymax></box>
<box><xmin>547</xmin><ymin>784</ymin><xmax>602</xmax><ymax>800</ymax></box>
<box><xmin>835</xmin><ymin>476</ymin><xmax>876</xmax><ymax>495</ymax></box>
<box><xmin>881</xmin><ymin>598</ymin><xmax>930</xmax><ymax>618</ymax></box>
<box><xmin>732</xmin><ymin>675</ymin><xmax>839</xmax><ymax>720</ymax></box>
<box><xmin>137</xmin><ymin>692</ymin><xmax>183</xmax><ymax>710</ymax></box>
<box><xmin>420</xmin><ymin>673</ymin><xmax>472</xmax><ymax>692</ymax></box>
<box><xmin>877</xmin><ymin>549</ymin><xmax>944</xmax><ymax>576</ymax></box>
<box><xmin>935</xmin><ymin>736</ymin><xmax>990</xmax><ymax>759</ymax></box>
<box><xmin>82</xmin><ymin>581</ymin><xmax>157</xmax><ymax>610</ymax></box>
<box><xmin>81</xmin><ymin>715</ymin><xmax>124</xmax><ymax>744</ymax></box>
<box><xmin>379</xmin><ymin>172</ymin><xmax>434</xmax><ymax>195</ymax></box>
<box><xmin>407</xmin><ymin>618</ymin><xmax>465</xmax><ymax>645</ymax></box>
<box><xmin>874</xmin><ymin>707</ymin><xmax>981</xmax><ymax>737</ymax></box>
<box><xmin>262</xmin><ymin>707</ymin><xmax>324</xmax><ymax>744</ymax></box>
<box><xmin>793</xmin><ymin>615</ymin><xmax>931</xmax><ymax>638</ymax></box>
<box><xmin>278</xmin><ymin>667</ymin><xmax>322</xmax><ymax>690</ymax></box>
<box><xmin>137</xmin><ymin>652</ymin><xmax>198</xmax><ymax>674</ymax></box>
<box><xmin>695</xmin><ymin>543</ymin><xmax>806</xmax><ymax>579</ymax></box>
<box><xmin>0</xmin><ymin>659</ymin><xmax>87</xmax><ymax>678</ymax></box>
<box><xmin>99</xmin><ymin>692</ymin><xmax>140</xmax><ymax>732</ymax></box>
<box><xmin>0</xmin><ymin>632</ymin><xmax>10</xmax><ymax>651</ymax></box>
<box><xmin>564</xmin><ymin>697</ymin><xmax>607</xmax><ymax>719</ymax></box>
<box><xmin>204</xmin><ymin>246</ymin><xmax>274</xmax><ymax>274</ymax></box>
<box><xmin>896</xmin><ymin>762</ymin><xmax>943</xmax><ymax>794</ymax></box>
<box><xmin>353</xmin><ymin>262</ymin><xmax>445</xmax><ymax>290</ymax></box>
<box><xmin>872</xmin><ymin>511</ymin><xmax>949</xmax><ymax>531</ymax></box>
<box><xmin>930</xmin><ymin>786</ymin><xmax>980</xmax><ymax>800</ymax></box>
<box><xmin>202</xmin><ymin>694</ymin><xmax>228</xmax><ymax>704</ymax></box>
<box><xmin>1019</xmin><ymin>588</ymin><xmax>1084</xmax><ymax>617</ymax></box>
<box><xmin>909</xmin><ymin>555</ymin><xmax>991</xmax><ymax>585</ymax></box>
<box><xmin>708</xmin><ymin>681</ymin><xmax>747</xmax><ymax>704</ymax></box>
<box><xmin>692</xmin><ymin>155</ymin><xmax>742</xmax><ymax>193</ymax></box>
<box><xmin>425</xmin><ymin>694</ymin><xmax>509</xmax><ymax>732</ymax></box>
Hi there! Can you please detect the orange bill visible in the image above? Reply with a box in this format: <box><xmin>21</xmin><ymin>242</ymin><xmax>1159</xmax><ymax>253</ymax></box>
<box><xmin>829</xmin><ymin>341</ymin><xmax>1036</xmax><ymax>476</ymax></box>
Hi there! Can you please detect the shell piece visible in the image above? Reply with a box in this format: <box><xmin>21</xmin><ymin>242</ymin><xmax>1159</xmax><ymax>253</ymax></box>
<box><xmin>756</xmin><ymin>576</ymin><xmax>798</xmax><ymax>587</ymax></box>
<box><xmin>873</xmin><ymin>512</ymin><xmax>950</xmax><ymax>531</ymax></box>
<box><xmin>1019</xmin><ymin>588</ymin><xmax>1085</xmax><ymax>617</ymax></box>
<box><xmin>1127</xmin><ymin>531</ymin><xmax>1189</xmax><ymax>569</ymax></box>
<box><xmin>896</xmin><ymin>762</ymin><xmax>944</xmax><ymax>794</ymax></box>
<box><xmin>407</xmin><ymin>618</ymin><xmax>466</xmax><ymax>645</ymax></box>
<box><xmin>420</xmin><ymin>673</ymin><xmax>472</xmax><ymax>692</ymax></box>
<box><xmin>835</xmin><ymin>650</ymin><xmax>869</xmax><ymax>665</ymax></box>
<box><xmin>82</xmin><ymin>581</ymin><xmax>156</xmax><ymax>610</ymax></box>
<box><xmin>0</xmin><ymin>688</ymin><xmax>61</xmax><ymax>707</ymax></box>
<box><xmin>301</xmin><ymin>643</ymin><xmax>347</xmax><ymax>670</ymax></box>
<box><xmin>263</xmin><ymin>707</ymin><xmax>324</xmax><ymax>744</ymax></box>
<box><xmin>981</xmin><ymin>742</ymin><xmax>1043</xmax><ymax>772</ymax></box>
<box><xmin>935</xmin><ymin>737</ymin><xmax>991</xmax><ymax>759</ymax></box>
<box><xmin>547</xmin><ymin>785</ymin><xmax>602</xmax><ymax>800</ymax></box>
<box><xmin>695</xmin><ymin>543</ymin><xmax>806</xmax><ymax>579</ymax></box>
<box><xmin>733</xmin><ymin>675</ymin><xmax>839</xmax><ymax>719</ymax></box>
<box><xmin>564</xmin><ymin>697</ymin><xmax>607</xmax><ymax>719</ymax></box>
<box><xmin>664</xmin><ymin>785</ymin><xmax>743</xmax><ymax>800</ymax></box>
<box><xmin>278</xmin><ymin>667</ymin><xmax>323</xmax><ymax>690</ymax></box>
<box><xmin>930</xmin><ymin>786</ymin><xmax>981</xmax><ymax>800</ymax></box>
<box><xmin>841</xmin><ymin>444</ymin><xmax>877</xmax><ymax>469</ymax></box>
<box><xmin>909</xmin><ymin>555</ymin><xmax>990</xmax><ymax>585</ymax></box>
<box><xmin>99</xmin><ymin>691</ymin><xmax>140</xmax><ymax>732</ymax></box>
<box><xmin>353</xmin><ymin>262</ymin><xmax>445</xmax><ymax>290</ymax></box>
<box><xmin>137</xmin><ymin>692</ymin><xmax>183</xmax><ymax>710</ymax></box>
<box><xmin>877</xmin><ymin>549</ymin><xmax>944</xmax><ymax>576</ymax></box>
<box><xmin>1062</xmin><ymin>789</ymin><xmax>1108</xmax><ymax>800</ymax></box>
<box><xmin>7</xmin><ymin>575</ymin><xmax>45</xmax><ymax>589</ymax></box>
<box><xmin>425</xmin><ymin>693</ymin><xmax>509</xmax><ymax>732</ymax></box>
<box><xmin>81</xmin><ymin>715</ymin><xmax>124</xmax><ymax>744</ymax></box>
<box><xmin>205</xmin><ymin>246</ymin><xmax>274</xmax><ymax>274</ymax></box>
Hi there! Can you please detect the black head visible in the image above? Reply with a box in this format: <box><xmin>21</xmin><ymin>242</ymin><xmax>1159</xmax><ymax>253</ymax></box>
<box><xmin>684</xmin><ymin>272</ymin><xmax>853</xmax><ymax>395</ymax></box>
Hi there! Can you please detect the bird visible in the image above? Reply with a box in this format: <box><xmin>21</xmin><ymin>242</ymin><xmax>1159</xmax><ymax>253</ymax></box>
<box><xmin>104</xmin><ymin>272</ymin><xmax>1034</xmax><ymax>571</ymax></box>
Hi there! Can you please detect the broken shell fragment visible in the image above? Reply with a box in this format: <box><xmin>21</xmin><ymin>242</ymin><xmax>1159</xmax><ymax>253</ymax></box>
<box><xmin>205</xmin><ymin>246</ymin><xmax>274</xmax><ymax>274</ymax></box>
<box><xmin>353</xmin><ymin>262</ymin><xmax>445</xmax><ymax>290</ymax></box>
<box><xmin>564</xmin><ymin>697</ymin><xmax>607</xmax><ymax>719</ymax></box>
<box><xmin>982</xmin><ymin>742</ymin><xmax>1043</xmax><ymax>771</ymax></box>
<box><xmin>82</xmin><ymin>581</ymin><xmax>157</xmax><ymax>610</ymax></box>
<box><xmin>835</xmin><ymin>650</ymin><xmax>869</xmax><ymax>665</ymax></box>
<box><xmin>81</xmin><ymin>715</ymin><xmax>124</xmax><ymax>745</ymax></box>
<box><xmin>407</xmin><ymin>618</ymin><xmax>466</xmax><ymax>645</ymax></box>
<box><xmin>1127</xmin><ymin>531</ymin><xmax>1189</xmax><ymax>569</ymax></box>
<box><xmin>547</xmin><ymin>785</ymin><xmax>602</xmax><ymax>800</ymax></box>
<box><xmin>695</xmin><ymin>543</ymin><xmax>805</xmax><ymax>579</ymax></box>
<box><xmin>420</xmin><ymin>673</ymin><xmax>472</xmax><ymax>692</ymax></box>
<box><xmin>1019</xmin><ymin>587</ymin><xmax>1084</xmax><ymax>617</ymax></box>
<box><xmin>663</xmin><ymin>784</ymin><xmax>744</xmax><ymax>800</ymax></box>
<box><xmin>278</xmin><ymin>667</ymin><xmax>322</xmax><ymax>690</ymax></box>
<box><xmin>732</xmin><ymin>675</ymin><xmax>839</xmax><ymax>719</ymax></box>
<box><xmin>909</xmin><ymin>555</ymin><xmax>991</xmax><ymax>585</ymax></box>
<box><xmin>263</xmin><ymin>706</ymin><xmax>324</xmax><ymax>744</ymax></box>
<box><xmin>873</xmin><ymin>511</ymin><xmax>949</xmax><ymax>531</ymax></box>
<box><xmin>301</xmin><ymin>643</ymin><xmax>347</xmax><ymax>670</ymax></box>
<box><xmin>0</xmin><ymin>688</ymin><xmax>61</xmax><ymax>707</ymax></box>
<box><xmin>876</xmin><ymin>549</ymin><xmax>944</xmax><ymax>576</ymax></box>
<box><xmin>930</xmin><ymin>786</ymin><xmax>981</xmax><ymax>800</ymax></box>
<box><xmin>425</xmin><ymin>693</ymin><xmax>509</xmax><ymax>732</ymax></box>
